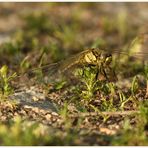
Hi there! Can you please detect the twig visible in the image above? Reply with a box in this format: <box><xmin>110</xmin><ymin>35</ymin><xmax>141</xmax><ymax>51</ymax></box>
<box><xmin>71</xmin><ymin>110</ymin><xmax>140</xmax><ymax>117</ymax></box>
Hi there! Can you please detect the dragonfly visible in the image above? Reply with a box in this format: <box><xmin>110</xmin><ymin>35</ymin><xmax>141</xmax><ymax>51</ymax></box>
<box><xmin>19</xmin><ymin>48</ymin><xmax>116</xmax><ymax>82</ymax></box>
<box><xmin>18</xmin><ymin>33</ymin><xmax>148</xmax><ymax>86</ymax></box>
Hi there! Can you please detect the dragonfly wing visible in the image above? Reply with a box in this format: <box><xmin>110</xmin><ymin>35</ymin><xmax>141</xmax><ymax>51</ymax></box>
<box><xmin>111</xmin><ymin>33</ymin><xmax>148</xmax><ymax>61</ymax></box>
<box><xmin>20</xmin><ymin>50</ymin><xmax>88</xmax><ymax>79</ymax></box>
<box><xmin>54</xmin><ymin>49</ymin><xmax>92</xmax><ymax>72</ymax></box>
<box><xmin>21</xmin><ymin>62</ymin><xmax>61</xmax><ymax>79</ymax></box>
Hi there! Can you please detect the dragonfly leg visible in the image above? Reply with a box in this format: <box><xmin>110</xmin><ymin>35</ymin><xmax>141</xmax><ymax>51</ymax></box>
<box><xmin>102</xmin><ymin>67</ymin><xmax>109</xmax><ymax>81</ymax></box>
<box><xmin>96</xmin><ymin>64</ymin><xmax>108</xmax><ymax>81</ymax></box>
<box><xmin>97</xmin><ymin>64</ymin><xmax>117</xmax><ymax>82</ymax></box>
<box><xmin>106</xmin><ymin>66</ymin><xmax>118</xmax><ymax>82</ymax></box>
<box><xmin>95</xmin><ymin>69</ymin><xmax>99</xmax><ymax>80</ymax></box>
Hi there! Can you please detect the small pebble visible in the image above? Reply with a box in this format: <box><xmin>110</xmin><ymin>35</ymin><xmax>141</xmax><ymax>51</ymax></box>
<box><xmin>24</xmin><ymin>105</ymin><xmax>32</xmax><ymax>109</ymax></box>
<box><xmin>14</xmin><ymin>112</ymin><xmax>19</xmax><ymax>116</ymax></box>
<box><xmin>19</xmin><ymin>110</ymin><xmax>26</xmax><ymax>115</ymax></box>
<box><xmin>32</xmin><ymin>96</ymin><xmax>39</xmax><ymax>101</ymax></box>
<box><xmin>52</xmin><ymin>117</ymin><xmax>57</xmax><ymax>122</ymax></box>
<box><xmin>1</xmin><ymin>116</ymin><xmax>7</xmax><ymax>121</ymax></box>
<box><xmin>45</xmin><ymin>114</ymin><xmax>52</xmax><ymax>120</ymax></box>
<box><xmin>32</xmin><ymin>107</ymin><xmax>39</xmax><ymax>113</ymax></box>
<box><xmin>51</xmin><ymin>112</ymin><xmax>58</xmax><ymax>116</ymax></box>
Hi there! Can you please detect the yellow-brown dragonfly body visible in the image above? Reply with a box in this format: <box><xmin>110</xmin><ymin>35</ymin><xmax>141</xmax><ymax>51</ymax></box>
<box><xmin>22</xmin><ymin>48</ymin><xmax>116</xmax><ymax>82</ymax></box>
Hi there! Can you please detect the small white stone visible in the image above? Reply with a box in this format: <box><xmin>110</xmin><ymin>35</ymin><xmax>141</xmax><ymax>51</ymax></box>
<box><xmin>45</xmin><ymin>114</ymin><xmax>52</xmax><ymax>120</ymax></box>
<box><xmin>24</xmin><ymin>105</ymin><xmax>32</xmax><ymax>109</ymax></box>
<box><xmin>1</xmin><ymin>116</ymin><xmax>7</xmax><ymax>121</ymax></box>
<box><xmin>32</xmin><ymin>96</ymin><xmax>39</xmax><ymax>101</ymax></box>
<box><xmin>51</xmin><ymin>112</ymin><xmax>58</xmax><ymax>116</ymax></box>
<box><xmin>32</xmin><ymin>107</ymin><xmax>39</xmax><ymax>113</ymax></box>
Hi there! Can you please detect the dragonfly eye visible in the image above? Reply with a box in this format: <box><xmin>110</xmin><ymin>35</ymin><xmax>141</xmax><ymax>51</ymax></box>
<box><xmin>105</xmin><ymin>54</ymin><xmax>112</xmax><ymax>65</ymax></box>
<box><xmin>100</xmin><ymin>53</ymin><xmax>109</xmax><ymax>59</ymax></box>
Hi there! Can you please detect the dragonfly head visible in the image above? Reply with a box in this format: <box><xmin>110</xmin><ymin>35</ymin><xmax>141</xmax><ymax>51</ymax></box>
<box><xmin>96</xmin><ymin>49</ymin><xmax>112</xmax><ymax>65</ymax></box>
<box><xmin>84</xmin><ymin>48</ymin><xmax>112</xmax><ymax>66</ymax></box>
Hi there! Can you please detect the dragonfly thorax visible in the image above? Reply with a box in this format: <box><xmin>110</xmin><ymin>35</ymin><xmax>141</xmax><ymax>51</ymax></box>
<box><xmin>84</xmin><ymin>52</ymin><xmax>97</xmax><ymax>64</ymax></box>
